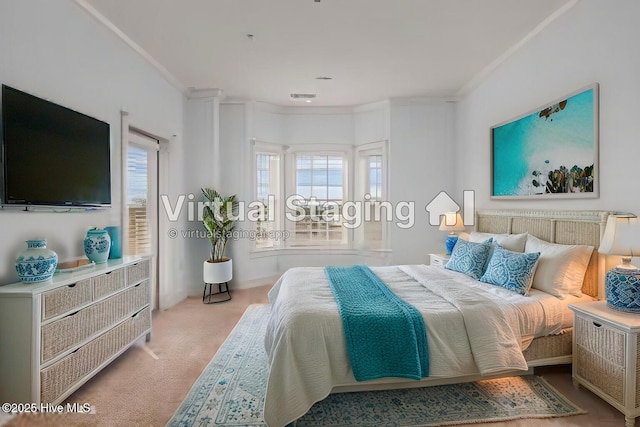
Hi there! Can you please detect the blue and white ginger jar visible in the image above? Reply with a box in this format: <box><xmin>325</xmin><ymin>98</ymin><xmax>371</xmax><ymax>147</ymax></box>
<box><xmin>84</xmin><ymin>228</ymin><xmax>111</xmax><ymax>264</ymax></box>
<box><xmin>15</xmin><ymin>239</ymin><xmax>58</xmax><ymax>283</ymax></box>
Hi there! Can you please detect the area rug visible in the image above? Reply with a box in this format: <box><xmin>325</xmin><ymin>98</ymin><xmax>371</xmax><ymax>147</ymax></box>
<box><xmin>166</xmin><ymin>304</ymin><xmax>585</xmax><ymax>427</ymax></box>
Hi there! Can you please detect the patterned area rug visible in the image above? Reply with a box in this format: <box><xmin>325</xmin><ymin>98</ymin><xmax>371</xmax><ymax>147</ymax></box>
<box><xmin>166</xmin><ymin>304</ymin><xmax>585</xmax><ymax>427</ymax></box>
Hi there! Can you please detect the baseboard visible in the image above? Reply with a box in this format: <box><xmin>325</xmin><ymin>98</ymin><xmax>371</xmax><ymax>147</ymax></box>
<box><xmin>230</xmin><ymin>275</ymin><xmax>280</xmax><ymax>290</ymax></box>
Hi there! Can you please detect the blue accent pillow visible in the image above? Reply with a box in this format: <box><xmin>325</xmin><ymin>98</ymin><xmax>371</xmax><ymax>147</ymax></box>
<box><xmin>480</xmin><ymin>245</ymin><xmax>541</xmax><ymax>295</ymax></box>
<box><xmin>444</xmin><ymin>238</ymin><xmax>493</xmax><ymax>280</ymax></box>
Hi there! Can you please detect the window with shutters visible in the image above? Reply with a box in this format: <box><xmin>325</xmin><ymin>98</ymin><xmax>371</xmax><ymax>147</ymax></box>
<box><xmin>126</xmin><ymin>133</ymin><xmax>158</xmax><ymax>256</ymax></box>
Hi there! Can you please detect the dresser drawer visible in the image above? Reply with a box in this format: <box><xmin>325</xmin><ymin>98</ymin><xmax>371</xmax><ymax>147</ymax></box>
<box><xmin>127</xmin><ymin>260</ymin><xmax>150</xmax><ymax>286</ymax></box>
<box><xmin>576</xmin><ymin>344</ymin><xmax>625</xmax><ymax>404</ymax></box>
<box><xmin>574</xmin><ymin>315</ymin><xmax>626</xmax><ymax>405</ymax></box>
<box><xmin>93</xmin><ymin>268</ymin><xmax>126</xmax><ymax>300</ymax></box>
<box><xmin>42</xmin><ymin>279</ymin><xmax>92</xmax><ymax>321</ymax></box>
<box><xmin>41</xmin><ymin>280</ymin><xmax>150</xmax><ymax>363</ymax></box>
<box><xmin>575</xmin><ymin>315</ymin><xmax>625</xmax><ymax>366</ymax></box>
<box><xmin>40</xmin><ymin>306</ymin><xmax>151</xmax><ymax>404</ymax></box>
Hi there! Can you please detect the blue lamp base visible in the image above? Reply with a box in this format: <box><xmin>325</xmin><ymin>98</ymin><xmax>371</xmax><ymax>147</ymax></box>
<box><xmin>605</xmin><ymin>267</ymin><xmax>640</xmax><ymax>313</ymax></box>
<box><xmin>445</xmin><ymin>235</ymin><xmax>459</xmax><ymax>255</ymax></box>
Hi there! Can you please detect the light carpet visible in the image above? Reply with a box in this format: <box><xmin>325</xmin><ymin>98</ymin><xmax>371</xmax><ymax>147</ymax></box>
<box><xmin>166</xmin><ymin>304</ymin><xmax>585</xmax><ymax>427</ymax></box>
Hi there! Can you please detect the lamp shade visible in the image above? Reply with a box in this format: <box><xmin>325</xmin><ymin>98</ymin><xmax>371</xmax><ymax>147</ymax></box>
<box><xmin>599</xmin><ymin>215</ymin><xmax>640</xmax><ymax>256</ymax></box>
<box><xmin>439</xmin><ymin>212</ymin><xmax>465</xmax><ymax>233</ymax></box>
<box><xmin>599</xmin><ymin>214</ymin><xmax>640</xmax><ymax>313</ymax></box>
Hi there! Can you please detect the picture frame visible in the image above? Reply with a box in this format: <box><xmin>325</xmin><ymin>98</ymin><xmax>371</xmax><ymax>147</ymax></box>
<box><xmin>491</xmin><ymin>83</ymin><xmax>599</xmax><ymax>199</ymax></box>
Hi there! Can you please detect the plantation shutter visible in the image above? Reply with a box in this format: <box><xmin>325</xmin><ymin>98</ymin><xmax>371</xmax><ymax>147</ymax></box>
<box><xmin>127</xmin><ymin>131</ymin><xmax>158</xmax><ymax>255</ymax></box>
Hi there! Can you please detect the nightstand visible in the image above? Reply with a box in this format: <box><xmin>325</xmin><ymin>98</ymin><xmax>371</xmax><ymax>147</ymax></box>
<box><xmin>570</xmin><ymin>301</ymin><xmax>640</xmax><ymax>427</ymax></box>
<box><xmin>428</xmin><ymin>253</ymin><xmax>450</xmax><ymax>267</ymax></box>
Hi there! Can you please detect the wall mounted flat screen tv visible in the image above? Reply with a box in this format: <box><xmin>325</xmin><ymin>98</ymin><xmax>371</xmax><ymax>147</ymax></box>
<box><xmin>1</xmin><ymin>85</ymin><xmax>111</xmax><ymax>207</ymax></box>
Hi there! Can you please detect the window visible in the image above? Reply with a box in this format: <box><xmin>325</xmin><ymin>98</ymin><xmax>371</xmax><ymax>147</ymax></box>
<box><xmin>251</xmin><ymin>141</ymin><xmax>387</xmax><ymax>251</ymax></box>
<box><xmin>291</xmin><ymin>154</ymin><xmax>346</xmax><ymax>245</ymax></box>
<box><xmin>355</xmin><ymin>142</ymin><xmax>388</xmax><ymax>250</ymax></box>
<box><xmin>252</xmin><ymin>142</ymin><xmax>283</xmax><ymax>249</ymax></box>
<box><xmin>127</xmin><ymin>143</ymin><xmax>155</xmax><ymax>255</ymax></box>
<box><xmin>368</xmin><ymin>155</ymin><xmax>383</xmax><ymax>201</ymax></box>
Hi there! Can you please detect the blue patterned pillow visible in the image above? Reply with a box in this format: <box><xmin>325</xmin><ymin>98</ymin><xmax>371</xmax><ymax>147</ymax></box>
<box><xmin>480</xmin><ymin>245</ymin><xmax>541</xmax><ymax>295</ymax></box>
<box><xmin>444</xmin><ymin>238</ymin><xmax>493</xmax><ymax>280</ymax></box>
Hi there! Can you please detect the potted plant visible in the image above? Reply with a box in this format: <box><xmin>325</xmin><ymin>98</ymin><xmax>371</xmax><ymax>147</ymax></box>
<box><xmin>202</xmin><ymin>188</ymin><xmax>238</xmax><ymax>286</ymax></box>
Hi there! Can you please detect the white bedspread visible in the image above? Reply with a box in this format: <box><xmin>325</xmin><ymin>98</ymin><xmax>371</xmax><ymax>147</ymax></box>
<box><xmin>263</xmin><ymin>264</ymin><xmax>566</xmax><ymax>427</ymax></box>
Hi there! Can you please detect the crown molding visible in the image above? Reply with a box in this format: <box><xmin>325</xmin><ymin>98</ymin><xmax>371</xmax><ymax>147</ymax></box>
<box><xmin>457</xmin><ymin>0</ymin><xmax>579</xmax><ymax>98</ymax></box>
<box><xmin>73</xmin><ymin>0</ymin><xmax>187</xmax><ymax>94</ymax></box>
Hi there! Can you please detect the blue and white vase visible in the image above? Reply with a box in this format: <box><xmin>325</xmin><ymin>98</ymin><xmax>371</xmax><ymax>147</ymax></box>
<box><xmin>84</xmin><ymin>229</ymin><xmax>111</xmax><ymax>264</ymax></box>
<box><xmin>15</xmin><ymin>239</ymin><xmax>58</xmax><ymax>283</ymax></box>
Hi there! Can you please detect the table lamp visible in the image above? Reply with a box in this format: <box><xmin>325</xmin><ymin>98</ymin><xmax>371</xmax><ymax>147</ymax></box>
<box><xmin>598</xmin><ymin>214</ymin><xmax>640</xmax><ymax>313</ymax></box>
<box><xmin>439</xmin><ymin>212</ymin><xmax>465</xmax><ymax>255</ymax></box>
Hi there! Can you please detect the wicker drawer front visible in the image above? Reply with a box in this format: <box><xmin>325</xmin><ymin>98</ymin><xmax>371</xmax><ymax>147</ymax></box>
<box><xmin>93</xmin><ymin>268</ymin><xmax>125</xmax><ymax>300</ymax></box>
<box><xmin>42</xmin><ymin>279</ymin><xmax>92</xmax><ymax>321</ymax></box>
<box><xmin>575</xmin><ymin>316</ymin><xmax>625</xmax><ymax>366</ymax></box>
<box><xmin>576</xmin><ymin>344</ymin><xmax>625</xmax><ymax>404</ymax></box>
<box><xmin>127</xmin><ymin>260</ymin><xmax>150</xmax><ymax>286</ymax></box>
<box><xmin>40</xmin><ymin>306</ymin><xmax>151</xmax><ymax>404</ymax></box>
<box><xmin>41</xmin><ymin>280</ymin><xmax>150</xmax><ymax>363</ymax></box>
<box><xmin>637</xmin><ymin>339</ymin><xmax>640</xmax><ymax>408</ymax></box>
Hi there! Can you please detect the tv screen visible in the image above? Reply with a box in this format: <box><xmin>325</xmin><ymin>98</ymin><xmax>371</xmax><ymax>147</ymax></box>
<box><xmin>1</xmin><ymin>85</ymin><xmax>111</xmax><ymax>207</ymax></box>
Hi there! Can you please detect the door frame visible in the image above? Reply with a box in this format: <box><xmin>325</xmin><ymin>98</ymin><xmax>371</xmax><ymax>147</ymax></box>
<box><xmin>121</xmin><ymin>111</ymin><xmax>170</xmax><ymax>310</ymax></box>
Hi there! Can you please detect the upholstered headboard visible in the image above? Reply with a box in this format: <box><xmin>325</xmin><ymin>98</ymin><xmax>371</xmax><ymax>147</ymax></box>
<box><xmin>475</xmin><ymin>209</ymin><xmax>616</xmax><ymax>299</ymax></box>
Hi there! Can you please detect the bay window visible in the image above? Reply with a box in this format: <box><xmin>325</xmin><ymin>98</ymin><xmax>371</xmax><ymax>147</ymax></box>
<box><xmin>251</xmin><ymin>140</ymin><xmax>387</xmax><ymax>251</ymax></box>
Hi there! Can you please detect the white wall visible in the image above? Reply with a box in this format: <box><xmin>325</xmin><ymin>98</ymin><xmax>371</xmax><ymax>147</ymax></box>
<box><xmin>389</xmin><ymin>100</ymin><xmax>456</xmax><ymax>260</ymax></box>
<box><xmin>354</xmin><ymin>101</ymin><xmax>389</xmax><ymax>145</ymax></box>
<box><xmin>180</xmin><ymin>94</ymin><xmax>221</xmax><ymax>292</ymax></box>
<box><xmin>456</xmin><ymin>0</ymin><xmax>640</xmax><ymax>215</ymax></box>
<box><xmin>0</xmin><ymin>0</ymin><xmax>187</xmax><ymax>306</ymax></box>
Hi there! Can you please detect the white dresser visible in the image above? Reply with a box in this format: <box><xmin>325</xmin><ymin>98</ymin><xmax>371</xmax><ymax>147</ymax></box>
<box><xmin>0</xmin><ymin>257</ymin><xmax>151</xmax><ymax>405</ymax></box>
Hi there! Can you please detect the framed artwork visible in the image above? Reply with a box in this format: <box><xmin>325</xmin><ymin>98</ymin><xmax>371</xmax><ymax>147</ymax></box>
<box><xmin>491</xmin><ymin>83</ymin><xmax>599</xmax><ymax>199</ymax></box>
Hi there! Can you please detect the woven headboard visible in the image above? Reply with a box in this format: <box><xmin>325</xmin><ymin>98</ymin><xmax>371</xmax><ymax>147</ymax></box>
<box><xmin>475</xmin><ymin>209</ymin><xmax>616</xmax><ymax>299</ymax></box>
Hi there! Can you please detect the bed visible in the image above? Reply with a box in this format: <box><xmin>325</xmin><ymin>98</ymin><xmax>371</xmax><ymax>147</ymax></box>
<box><xmin>263</xmin><ymin>209</ymin><xmax>614</xmax><ymax>427</ymax></box>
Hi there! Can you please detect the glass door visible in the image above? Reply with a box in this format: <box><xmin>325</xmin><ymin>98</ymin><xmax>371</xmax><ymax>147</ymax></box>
<box><xmin>126</xmin><ymin>130</ymin><xmax>159</xmax><ymax>308</ymax></box>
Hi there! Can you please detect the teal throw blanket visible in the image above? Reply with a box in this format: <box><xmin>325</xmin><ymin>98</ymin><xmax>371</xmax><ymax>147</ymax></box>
<box><xmin>325</xmin><ymin>265</ymin><xmax>429</xmax><ymax>381</ymax></box>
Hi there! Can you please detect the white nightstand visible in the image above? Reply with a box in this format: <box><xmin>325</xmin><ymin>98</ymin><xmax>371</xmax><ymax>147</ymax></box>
<box><xmin>570</xmin><ymin>301</ymin><xmax>640</xmax><ymax>427</ymax></box>
<box><xmin>428</xmin><ymin>253</ymin><xmax>450</xmax><ymax>267</ymax></box>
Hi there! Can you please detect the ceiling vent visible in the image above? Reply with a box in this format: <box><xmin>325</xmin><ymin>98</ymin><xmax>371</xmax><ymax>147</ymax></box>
<box><xmin>290</xmin><ymin>93</ymin><xmax>316</xmax><ymax>100</ymax></box>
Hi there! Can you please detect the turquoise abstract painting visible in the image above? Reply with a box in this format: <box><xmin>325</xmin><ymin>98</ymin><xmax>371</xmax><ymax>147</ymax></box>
<box><xmin>491</xmin><ymin>84</ymin><xmax>598</xmax><ymax>198</ymax></box>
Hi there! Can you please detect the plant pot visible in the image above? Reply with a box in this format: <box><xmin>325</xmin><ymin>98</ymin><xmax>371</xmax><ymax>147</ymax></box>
<box><xmin>203</xmin><ymin>258</ymin><xmax>232</xmax><ymax>284</ymax></box>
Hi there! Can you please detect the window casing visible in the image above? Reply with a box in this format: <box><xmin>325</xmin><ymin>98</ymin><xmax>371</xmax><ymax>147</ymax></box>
<box><xmin>251</xmin><ymin>141</ymin><xmax>387</xmax><ymax>251</ymax></box>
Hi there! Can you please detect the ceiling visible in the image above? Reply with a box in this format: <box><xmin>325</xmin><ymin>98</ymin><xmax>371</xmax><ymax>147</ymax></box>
<box><xmin>82</xmin><ymin>0</ymin><xmax>574</xmax><ymax>107</ymax></box>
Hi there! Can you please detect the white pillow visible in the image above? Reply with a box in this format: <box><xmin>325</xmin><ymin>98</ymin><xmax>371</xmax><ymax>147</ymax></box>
<box><xmin>525</xmin><ymin>235</ymin><xmax>594</xmax><ymax>298</ymax></box>
<box><xmin>457</xmin><ymin>231</ymin><xmax>471</xmax><ymax>241</ymax></box>
<box><xmin>469</xmin><ymin>231</ymin><xmax>528</xmax><ymax>253</ymax></box>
